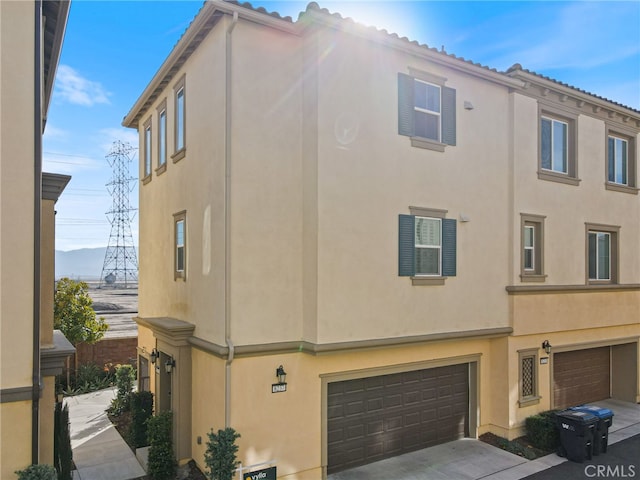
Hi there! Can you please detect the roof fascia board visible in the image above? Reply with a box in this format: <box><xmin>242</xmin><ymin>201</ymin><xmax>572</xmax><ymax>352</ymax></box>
<box><xmin>43</xmin><ymin>0</ymin><xmax>70</xmax><ymax>123</ymax></box>
<box><xmin>299</xmin><ymin>8</ymin><xmax>524</xmax><ymax>90</ymax></box>
<box><xmin>509</xmin><ymin>69</ymin><xmax>640</xmax><ymax>122</ymax></box>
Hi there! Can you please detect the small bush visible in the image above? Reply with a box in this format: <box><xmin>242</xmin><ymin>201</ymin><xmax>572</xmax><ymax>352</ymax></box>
<box><xmin>525</xmin><ymin>410</ymin><xmax>560</xmax><ymax>451</ymax></box>
<box><xmin>205</xmin><ymin>427</ymin><xmax>241</xmax><ymax>480</ymax></box>
<box><xmin>129</xmin><ymin>391</ymin><xmax>154</xmax><ymax>448</ymax></box>
<box><xmin>147</xmin><ymin>411</ymin><xmax>176</xmax><ymax>480</ymax></box>
<box><xmin>54</xmin><ymin>402</ymin><xmax>73</xmax><ymax>480</ymax></box>
<box><xmin>15</xmin><ymin>464</ymin><xmax>57</xmax><ymax>480</ymax></box>
<box><xmin>109</xmin><ymin>364</ymin><xmax>135</xmax><ymax>415</ymax></box>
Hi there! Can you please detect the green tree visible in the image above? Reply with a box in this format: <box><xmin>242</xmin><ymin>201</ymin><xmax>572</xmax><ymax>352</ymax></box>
<box><xmin>54</xmin><ymin>278</ymin><xmax>107</xmax><ymax>345</ymax></box>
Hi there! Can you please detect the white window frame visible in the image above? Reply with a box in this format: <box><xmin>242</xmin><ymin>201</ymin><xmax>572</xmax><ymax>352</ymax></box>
<box><xmin>608</xmin><ymin>135</ymin><xmax>628</xmax><ymax>186</ymax></box>
<box><xmin>523</xmin><ymin>225</ymin><xmax>535</xmax><ymax>271</ymax></box>
<box><xmin>588</xmin><ymin>231</ymin><xmax>611</xmax><ymax>281</ymax></box>
<box><xmin>158</xmin><ymin>105</ymin><xmax>167</xmax><ymax>171</ymax></box>
<box><xmin>143</xmin><ymin>118</ymin><xmax>152</xmax><ymax>183</ymax></box>
<box><xmin>174</xmin><ymin>211</ymin><xmax>186</xmax><ymax>280</ymax></box>
<box><xmin>414</xmin><ymin>79</ymin><xmax>441</xmax><ymax>143</ymax></box>
<box><xmin>414</xmin><ymin>216</ymin><xmax>442</xmax><ymax>277</ymax></box>
<box><xmin>541</xmin><ymin>116</ymin><xmax>569</xmax><ymax>174</ymax></box>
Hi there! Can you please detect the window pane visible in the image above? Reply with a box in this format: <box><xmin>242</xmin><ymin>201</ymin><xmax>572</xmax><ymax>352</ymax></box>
<box><xmin>552</xmin><ymin>120</ymin><xmax>567</xmax><ymax>173</ymax></box>
<box><xmin>521</xmin><ymin>356</ymin><xmax>535</xmax><ymax>398</ymax></box>
<box><xmin>524</xmin><ymin>249</ymin><xmax>534</xmax><ymax>270</ymax></box>
<box><xmin>414</xmin><ymin>81</ymin><xmax>440</xmax><ymax>113</ymax></box>
<box><xmin>415</xmin><ymin>247</ymin><xmax>440</xmax><ymax>275</ymax></box>
<box><xmin>598</xmin><ymin>233</ymin><xmax>610</xmax><ymax>280</ymax></box>
<box><xmin>145</xmin><ymin>126</ymin><xmax>151</xmax><ymax>175</ymax></box>
<box><xmin>159</xmin><ymin>111</ymin><xmax>166</xmax><ymax>166</ymax></box>
<box><xmin>608</xmin><ymin>137</ymin><xmax>615</xmax><ymax>182</ymax></box>
<box><xmin>176</xmin><ymin>220</ymin><xmax>184</xmax><ymax>246</ymax></box>
<box><xmin>524</xmin><ymin>226</ymin><xmax>534</xmax><ymax>247</ymax></box>
<box><xmin>414</xmin><ymin>111</ymin><xmax>439</xmax><ymax>141</ymax></box>
<box><xmin>415</xmin><ymin>218</ymin><xmax>440</xmax><ymax>246</ymax></box>
<box><xmin>588</xmin><ymin>233</ymin><xmax>597</xmax><ymax>279</ymax></box>
<box><xmin>541</xmin><ymin>118</ymin><xmax>551</xmax><ymax>170</ymax></box>
<box><xmin>615</xmin><ymin>138</ymin><xmax>627</xmax><ymax>185</ymax></box>
<box><xmin>177</xmin><ymin>246</ymin><xmax>184</xmax><ymax>271</ymax></box>
<box><xmin>176</xmin><ymin>88</ymin><xmax>185</xmax><ymax>150</ymax></box>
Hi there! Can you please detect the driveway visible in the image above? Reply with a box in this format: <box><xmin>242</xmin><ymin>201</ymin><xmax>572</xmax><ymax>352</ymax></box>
<box><xmin>328</xmin><ymin>399</ymin><xmax>640</xmax><ymax>480</ymax></box>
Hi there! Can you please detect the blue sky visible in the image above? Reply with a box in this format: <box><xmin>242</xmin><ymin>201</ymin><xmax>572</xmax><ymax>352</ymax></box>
<box><xmin>44</xmin><ymin>0</ymin><xmax>640</xmax><ymax>251</ymax></box>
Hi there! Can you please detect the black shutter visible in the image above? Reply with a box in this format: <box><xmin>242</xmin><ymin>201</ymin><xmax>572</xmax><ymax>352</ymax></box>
<box><xmin>442</xmin><ymin>218</ymin><xmax>457</xmax><ymax>276</ymax></box>
<box><xmin>398</xmin><ymin>73</ymin><xmax>415</xmax><ymax>137</ymax></box>
<box><xmin>441</xmin><ymin>86</ymin><xmax>456</xmax><ymax>146</ymax></box>
<box><xmin>398</xmin><ymin>214</ymin><xmax>415</xmax><ymax>276</ymax></box>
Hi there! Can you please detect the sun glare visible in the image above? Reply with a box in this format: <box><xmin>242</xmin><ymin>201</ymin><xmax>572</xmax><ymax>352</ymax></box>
<box><xmin>326</xmin><ymin>1</ymin><xmax>418</xmax><ymax>38</ymax></box>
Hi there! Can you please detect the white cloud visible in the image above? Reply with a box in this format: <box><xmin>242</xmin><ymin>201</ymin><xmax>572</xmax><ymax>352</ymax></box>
<box><xmin>99</xmin><ymin>128</ymin><xmax>140</xmax><ymax>156</ymax></box>
<box><xmin>55</xmin><ymin>65</ymin><xmax>111</xmax><ymax>106</ymax></box>
<box><xmin>43</xmin><ymin>124</ymin><xmax>68</xmax><ymax>141</ymax></box>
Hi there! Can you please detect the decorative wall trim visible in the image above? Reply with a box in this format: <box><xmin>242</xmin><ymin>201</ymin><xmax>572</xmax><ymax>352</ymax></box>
<box><xmin>506</xmin><ymin>284</ymin><xmax>640</xmax><ymax>294</ymax></box>
<box><xmin>0</xmin><ymin>386</ymin><xmax>35</xmax><ymax>403</ymax></box>
<box><xmin>41</xmin><ymin>330</ymin><xmax>75</xmax><ymax>376</ymax></box>
<box><xmin>187</xmin><ymin>326</ymin><xmax>513</xmax><ymax>359</ymax></box>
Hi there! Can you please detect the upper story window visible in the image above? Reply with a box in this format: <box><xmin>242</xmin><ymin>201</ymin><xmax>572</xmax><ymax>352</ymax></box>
<box><xmin>174</xmin><ymin>211</ymin><xmax>186</xmax><ymax>280</ymax></box>
<box><xmin>520</xmin><ymin>213</ymin><xmax>546</xmax><ymax>282</ymax></box>
<box><xmin>143</xmin><ymin>118</ymin><xmax>152</xmax><ymax>184</ymax></box>
<box><xmin>157</xmin><ymin>99</ymin><xmax>167</xmax><ymax>174</ymax></box>
<box><xmin>173</xmin><ymin>75</ymin><xmax>186</xmax><ymax>162</ymax></box>
<box><xmin>399</xmin><ymin>207</ymin><xmax>456</xmax><ymax>285</ymax></box>
<box><xmin>586</xmin><ymin>223</ymin><xmax>619</xmax><ymax>284</ymax></box>
<box><xmin>541</xmin><ymin>116</ymin><xmax>567</xmax><ymax>173</ymax></box>
<box><xmin>538</xmin><ymin>105</ymin><xmax>578</xmax><ymax>185</ymax></box>
<box><xmin>398</xmin><ymin>69</ymin><xmax>456</xmax><ymax>152</ymax></box>
<box><xmin>606</xmin><ymin>125</ymin><xmax>637</xmax><ymax>194</ymax></box>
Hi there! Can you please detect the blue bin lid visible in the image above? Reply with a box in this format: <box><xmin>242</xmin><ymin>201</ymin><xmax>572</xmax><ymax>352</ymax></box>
<box><xmin>569</xmin><ymin>405</ymin><xmax>614</xmax><ymax>419</ymax></box>
<box><xmin>557</xmin><ymin>409</ymin><xmax>599</xmax><ymax>424</ymax></box>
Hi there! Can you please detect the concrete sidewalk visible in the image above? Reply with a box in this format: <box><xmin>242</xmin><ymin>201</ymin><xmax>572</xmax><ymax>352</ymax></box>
<box><xmin>66</xmin><ymin>387</ymin><xmax>146</xmax><ymax>480</ymax></box>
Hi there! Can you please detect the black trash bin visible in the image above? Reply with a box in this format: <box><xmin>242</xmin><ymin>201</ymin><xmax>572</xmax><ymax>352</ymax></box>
<box><xmin>569</xmin><ymin>405</ymin><xmax>614</xmax><ymax>455</ymax></box>
<box><xmin>555</xmin><ymin>410</ymin><xmax>599</xmax><ymax>462</ymax></box>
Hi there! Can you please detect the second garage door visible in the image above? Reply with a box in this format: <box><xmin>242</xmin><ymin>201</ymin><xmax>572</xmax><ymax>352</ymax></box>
<box><xmin>553</xmin><ymin>347</ymin><xmax>610</xmax><ymax>410</ymax></box>
<box><xmin>327</xmin><ymin>363</ymin><xmax>469</xmax><ymax>474</ymax></box>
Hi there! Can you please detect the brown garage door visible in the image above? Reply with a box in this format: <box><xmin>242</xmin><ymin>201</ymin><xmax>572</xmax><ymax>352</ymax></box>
<box><xmin>327</xmin><ymin>364</ymin><xmax>469</xmax><ymax>474</ymax></box>
<box><xmin>554</xmin><ymin>347</ymin><xmax>610</xmax><ymax>410</ymax></box>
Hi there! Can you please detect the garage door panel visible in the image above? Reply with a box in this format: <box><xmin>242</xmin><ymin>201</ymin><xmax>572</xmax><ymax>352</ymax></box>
<box><xmin>553</xmin><ymin>347</ymin><xmax>610</xmax><ymax>410</ymax></box>
<box><xmin>328</xmin><ymin>363</ymin><xmax>470</xmax><ymax>474</ymax></box>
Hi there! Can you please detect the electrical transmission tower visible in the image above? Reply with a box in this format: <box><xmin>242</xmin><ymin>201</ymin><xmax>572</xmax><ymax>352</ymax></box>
<box><xmin>99</xmin><ymin>141</ymin><xmax>138</xmax><ymax>288</ymax></box>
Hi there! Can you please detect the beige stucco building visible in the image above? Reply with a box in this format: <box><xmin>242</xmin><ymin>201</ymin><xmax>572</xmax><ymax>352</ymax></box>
<box><xmin>123</xmin><ymin>2</ymin><xmax>640</xmax><ymax>477</ymax></box>
<box><xmin>0</xmin><ymin>1</ymin><xmax>74</xmax><ymax>478</ymax></box>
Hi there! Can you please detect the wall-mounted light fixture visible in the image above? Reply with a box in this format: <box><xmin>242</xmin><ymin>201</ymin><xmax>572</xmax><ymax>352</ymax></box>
<box><xmin>542</xmin><ymin>340</ymin><xmax>552</xmax><ymax>355</ymax></box>
<box><xmin>150</xmin><ymin>348</ymin><xmax>159</xmax><ymax>365</ymax></box>
<box><xmin>276</xmin><ymin>365</ymin><xmax>287</xmax><ymax>384</ymax></box>
<box><xmin>165</xmin><ymin>357</ymin><xmax>176</xmax><ymax>374</ymax></box>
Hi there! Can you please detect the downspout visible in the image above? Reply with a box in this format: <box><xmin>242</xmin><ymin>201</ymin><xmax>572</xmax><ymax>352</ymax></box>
<box><xmin>32</xmin><ymin>0</ymin><xmax>43</xmax><ymax>464</ymax></box>
<box><xmin>224</xmin><ymin>10</ymin><xmax>238</xmax><ymax>429</ymax></box>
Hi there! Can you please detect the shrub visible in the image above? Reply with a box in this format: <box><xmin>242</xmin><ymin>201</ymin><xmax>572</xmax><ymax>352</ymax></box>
<box><xmin>205</xmin><ymin>427</ymin><xmax>241</xmax><ymax>480</ymax></box>
<box><xmin>54</xmin><ymin>402</ymin><xmax>73</xmax><ymax>480</ymax></box>
<box><xmin>147</xmin><ymin>411</ymin><xmax>176</xmax><ymax>480</ymax></box>
<box><xmin>15</xmin><ymin>464</ymin><xmax>58</xmax><ymax>480</ymax></box>
<box><xmin>109</xmin><ymin>364</ymin><xmax>135</xmax><ymax>415</ymax></box>
<box><xmin>129</xmin><ymin>391</ymin><xmax>154</xmax><ymax>448</ymax></box>
<box><xmin>525</xmin><ymin>410</ymin><xmax>560</xmax><ymax>451</ymax></box>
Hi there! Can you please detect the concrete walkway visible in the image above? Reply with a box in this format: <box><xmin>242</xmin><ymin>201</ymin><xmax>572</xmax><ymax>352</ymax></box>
<box><xmin>66</xmin><ymin>387</ymin><xmax>146</xmax><ymax>480</ymax></box>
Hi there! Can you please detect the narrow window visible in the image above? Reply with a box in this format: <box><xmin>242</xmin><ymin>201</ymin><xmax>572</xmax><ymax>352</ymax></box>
<box><xmin>143</xmin><ymin>118</ymin><xmax>152</xmax><ymax>182</ymax></box>
<box><xmin>586</xmin><ymin>223</ymin><xmax>619</xmax><ymax>284</ymax></box>
<box><xmin>174</xmin><ymin>211</ymin><xmax>186</xmax><ymax>280</ymax></box>
<box><xmin>158</xmin><ymin>107</ymin><xmax>167</xmax><ymax>169</ymax></box>
<box><xmin>588</xmin><ymin>231</ymin><xmax>610</xmax><ymax>281</ymax></box>
<box><xmin>415</xmin><ymin>217</ymin><xmax>441</xmax><ymax>276</ymax></box>
<box><xmin>608</xmin><ymin>136</ymin><xmax>628</xmax><ymax>185</ymax></box>
<box><xmin>523</xmin><ymin>225</ymin><xmax>535</xmax><ymax>271</ymax></box>
<box><xmin>518</xmin><ymin>349</ymin><xmax>540</xmax><ymax>407</ymax></box>
<box><xmin>414</xmin><ymin>80</ymin><xmax>441</xmax><ymax>142</ymax></box>
<box><xmin>172</xmin><ymin>75</ymin><xmax>186</xmax><ymax>162</ymax></box>
<box><xmin>176</xmin><ymin>87</ymin><xmax>185</xmax><ymax>151</ymax></box>
<box><xmin>541</xmin><ymin>116</ymin><xmax>568</xmax><ymax>174</ymax></box>
<box><xmin>520</xmin><ymin>214</ymin><xmax>546</xmax><ymax>282</ymax></box>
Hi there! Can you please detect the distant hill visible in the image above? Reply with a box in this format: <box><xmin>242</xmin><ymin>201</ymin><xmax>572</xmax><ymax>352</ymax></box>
<box><xmin>55</xmin><ymin>247</ymin><xmax>107</xmax><ymax>280</ymax></box>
